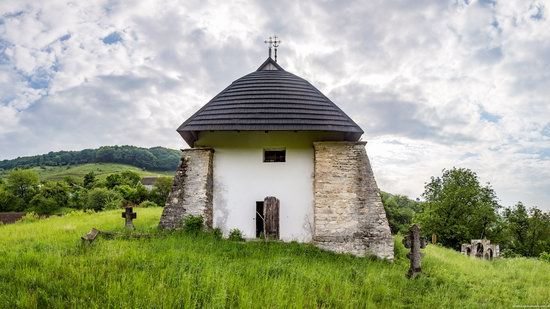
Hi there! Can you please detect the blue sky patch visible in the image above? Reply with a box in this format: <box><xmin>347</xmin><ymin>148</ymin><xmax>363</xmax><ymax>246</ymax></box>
<box><xmin>59</xmin><ymin>34</ymin><xmax>71</xmax><ymax>42</ymax></box>
<box><xmin>27</xmin><ymin>67</ymin><xmax>51</xmax><ymax>89</ymax></box>
<box><xmin>531</xmin><ymin>6</ymin><xmax>544</xmax><ymax>20</ymax></box>
<box><xmin>102</xmin><ymin>32</ymin><xmax>122</xmax><ymax>45</ymax></box>
<box><xmin>480</xmin><ymin>108</ymin><xmax>501</xmax><ymax>123</ymax></box>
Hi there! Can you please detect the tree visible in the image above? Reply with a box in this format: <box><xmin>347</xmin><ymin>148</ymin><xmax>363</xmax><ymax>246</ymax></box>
<box><xmin>120</xmin><ymin>171</ymin><xmax>141</xmax><ymax>186</ymax></box>
<box><xmin>503</xmin><ymin>202</ymin><xmax>550</xmax><ymax>257</ymax></box>
<box><xmin>0</xmin><ymin>183</ymin><xmax>24</xmax><ymax>212</ymax></box>
<box><xmin>39</xmin><ymin>181</ymin><xmax>70</xmax><ymax>208</ymax></box>
<box><xmin>380</xmin><ymin>192</ymin><xmax>420</xmax><ymax>234</ymax></box>
<box><xmin>83</xmin><ymin>171</ymin><xmax>97</xmax><ymax>189</ymax></box>
<box><xmin>5</xmin><ymin>169</ymin><xmax>40</xmax><ymax>204</ymax></box>
<box><xmin>149</xmin><ymin>177</ymin><xmax>173</xmax><ymax>206</ymax></box>
<box><xmin>85</xmin><ymin>188</ymin><xmax>123</xmax><ymax>211</ymax></box>
<box><xmin>417</xmin><ymin>167</ymin><xmax>500</xmax><ymax>249</ymax></box>
<box><xmin>29</xmin><ymin>194</ymin><xmax>58</xmax><ymax>215</ymax></box>
<box><xmin>105</xmin><ymin>173</ymin><xmax>122</xmax><ymax>189</ymax></box>
<box><xmin>69</xmin><ymin>187</ymin><xmax>88</xmax><ymax>209</ymax></box>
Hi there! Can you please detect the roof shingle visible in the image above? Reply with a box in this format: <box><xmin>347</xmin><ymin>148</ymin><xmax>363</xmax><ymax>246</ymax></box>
<box><xmin>177</xmin><ymin>57</ymin><xmax>363</xmax><ymax>146</ymax></box>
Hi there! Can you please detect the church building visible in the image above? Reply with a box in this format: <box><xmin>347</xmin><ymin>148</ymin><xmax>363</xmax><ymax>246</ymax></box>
<box><xmin>160</xmin><ymin>43</ymin><xmax>393</xmax><ymax>259</ymax></box>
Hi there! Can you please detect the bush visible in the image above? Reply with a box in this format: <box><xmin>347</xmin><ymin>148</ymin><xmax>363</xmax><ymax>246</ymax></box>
<box><xmin>139</xmin><ymin>201</ymin><xmax>157</xmax><ymax>208</ymax></box>
<box><xmin>183</xmin><ymin>215</ymin><xmax>204</xmax><ymax>235</ymax></box>
<box><xmin>501</xmin><ymin>248</ymin><xmax>521</xmax><ymax>258</ymax></box>
<box><xmin>17</xmin><ymin>212</ymin><xmax>40</xmax><ymax>223</ymax></box>
<box><xmin>150</xmin><ymin>177</ymin><xmax>173</xmax><ymax>206</ymax></box>
<box><xmin>5</xmin><ymin>169</ymin><xmax>40</xmax><ymax>204</ymax></box>
<box><xmin>540</xmin><ymin>252</ymin><xmax>550</xmax><ymax>263</ymax></box>
<box><xmin>228</xmin><ymin>228</ymin><xmax>244</xmax><ymax>241</ymax></box>
<box><xmin>29</xmin><ymin>194</ymin><xmax>59</xmax><ymax>215</ymax></box>
<box><xmin>212</xmin><ymin>228</ymin><xmax>223</xmax><ymax>240</ymax></box>
<box><xmin>85</xmin><ymin>188</ymin><xmax>123</xmax><ymax>211</ymax></box>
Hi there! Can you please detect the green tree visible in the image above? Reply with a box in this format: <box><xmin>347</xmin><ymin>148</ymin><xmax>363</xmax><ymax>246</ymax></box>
<box><xmin>0</xmin><ymin>184</ymin><xmax>24</xmax><ymax>212</ymax></box>
<box><xmin>120</xmin><ymin>171</ymin><xmax>141</xmax><ymax>186</ymax></box>
<box><xmin>105</xmin><ymin>173</ymin><xmax>122</xmax><ymax>189</ymax></box>
<box><xmin>29</xmin><ymin>194</ymin><xmax>58</xmax><ymax>215</ymax></box>
<box><xmin>85</xmin><ymin>188</ymin><xmax>123</xmax><ymax>211</ymax></box>
<box><xmin>380</xmin><ymin>192</ymin><xmax>420</xmax><ymax>234</ymax></box>
<box><xmin>83</xmin><ymin>171</ymin><xmax>97</xmax><ymax>189</ymax></box>
<box><xmin>39</xmin><ymin>181</ymin><xmax>70</xmax><ymax>208</ymax></box>
<box><xmin>417</xmin><ymin>167</ymin><xmax>500</xmax><ymax>249</ymax></box>
<box><xmin>69</xmin><ymin>188</ymin><xmax>88</xmax><ymax>209</ymax></box>
<box><xmin>149</xmin><ymin>177</ymin><xmax>173</xmax><ymax>207</ymax></box>
<box><xmin>5</xmin><ymin>169</ymin><xmax>40</xmax><ymax>204</ymax></box>
<box><xmin>503</xmin><ymin>202</ymin><xmax>550</xmax><ymax>257</ymax></box>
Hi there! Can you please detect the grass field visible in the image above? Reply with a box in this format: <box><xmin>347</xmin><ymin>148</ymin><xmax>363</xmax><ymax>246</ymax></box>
<box><xmin>0</xmin><ymin>163</ymin><xmax>174</xmax><ymax>181</ymax></box>
<box><xmin>1</xmin><ymin>208</ymin><xmax>549</xmax><ymax>308</ymax></box>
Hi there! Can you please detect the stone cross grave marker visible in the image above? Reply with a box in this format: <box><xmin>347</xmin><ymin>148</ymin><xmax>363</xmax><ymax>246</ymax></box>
<box><xmin>402</xmin><ymin>224</ymin><xmax>428</xmax><ymax>278</ymax></box>
<box><xmin>122</xmin><ymin>206</ymin><xmax>137</xmax><ymax>230</ymax></box>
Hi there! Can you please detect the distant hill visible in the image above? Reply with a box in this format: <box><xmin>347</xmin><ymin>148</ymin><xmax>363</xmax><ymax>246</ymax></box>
<box><xmin>0</xmin><ymin>146</ymin><xmax>181</xmax><ymax>172</ymax></box>
<box><xmin>0</xmin><ymin>163</ymin><xmax>174</xmax><ymax>181</ymax></box>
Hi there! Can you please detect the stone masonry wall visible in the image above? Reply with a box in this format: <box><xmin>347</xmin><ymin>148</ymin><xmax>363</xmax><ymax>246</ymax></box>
<box><xmin>159</xmin><ymin>148</ymin><xmax>214</xmax><ymax>229</ymax></box>
<box><xmin>313</xmin><ymin>142</ymin><xmax>394</xmax><ymax>260</ymax></box>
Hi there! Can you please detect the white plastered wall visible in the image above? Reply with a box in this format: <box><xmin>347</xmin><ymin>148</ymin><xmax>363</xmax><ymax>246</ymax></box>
<box><xmin>195</xmin><ymin>131</ymin><xmax>346</xmax><ymax>242</ymax></box>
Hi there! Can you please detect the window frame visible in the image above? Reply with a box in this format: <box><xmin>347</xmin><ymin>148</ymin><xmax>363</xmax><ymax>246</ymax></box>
<box><xmin>263</xmin><ymin>148</ymin><xmax>286</xmax><ymax>163</ymax></box>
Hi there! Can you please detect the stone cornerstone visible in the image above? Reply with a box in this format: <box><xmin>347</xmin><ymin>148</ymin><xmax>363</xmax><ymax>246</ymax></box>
<box><xmin>159</xmin><ymin>148</ymin><xmax>214</xmax><ymax>229</ymax></box>
<box><xmin>312</xmin><ymin>142</ymin><xmax>394</xmax><ymax>260</ymax></box>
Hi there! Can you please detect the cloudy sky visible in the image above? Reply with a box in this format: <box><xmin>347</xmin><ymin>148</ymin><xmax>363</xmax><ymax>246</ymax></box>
<box><xmin>1</xmin><ymin>0</ymin><xmax>549</xmax><ymax>210</ymax></box>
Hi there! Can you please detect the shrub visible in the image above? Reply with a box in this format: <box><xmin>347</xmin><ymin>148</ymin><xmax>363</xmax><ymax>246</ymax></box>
<box><xmin>212</xmin><ymin>228</ymin><xmax>223</xmax><ymax>240</ymax></box>
<box><xmin>228</xmin><ymin>228</ymin><xmax>244</xmax><ymax>241</ymax></box>
<box><xmin>5</xmin><ymin>169</ymin><xmax>40</xmax><ymax>204</ymax></box>
<box><xmin>29</xmin><ymin>194</ymin><xmax>59</xmax><ymax>215</ymax></box>
<box><xmin>85</xmin><ymin>188</ymin><xmax>123</xmax><ymax>211</ymax></box>
<box><xmin>17</xmin><ymin>212</ymin><xmax>40</xmax><ymax>223</ymax></box>
<box><xmin>139</xmin><ymin>201</ymin><xmax>157</xmax><ymax>208</ymax></box>
<box><xmin>540</xmin><ymin>252</ymin><xmax>550</xmax><ymax>263</ymax></box>
<box><xmin>183</xmin><ymin>215</ymin><xmax>204</xmax><ymax>235</ymax></box>
<box><xmin>150</xmin><ymin>177</ymin><xmax>173</xmax><ymax>206</ymax></box>
<box><xmin>501</xmin><ymin>248</ymin><xmax>521</xmax><ymax>258</ymax></box>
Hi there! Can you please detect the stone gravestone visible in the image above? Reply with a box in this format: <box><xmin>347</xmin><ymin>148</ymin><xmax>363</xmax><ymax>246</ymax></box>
<box><xmin>402</xmin><ymin>224</ymin><xmax>428</xmax><ymax>278</ymax></box>
<box><xmin>122</xmin><ymin>206</ymin><xmax>137</xmax><ymax>230</ymax></box>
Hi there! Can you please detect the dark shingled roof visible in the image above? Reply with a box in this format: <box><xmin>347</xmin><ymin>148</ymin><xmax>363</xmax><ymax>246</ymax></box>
<box><xmin>178</xmin><ymin>57</ymin><xmax>364</xmax><ymax>146</ymax></box>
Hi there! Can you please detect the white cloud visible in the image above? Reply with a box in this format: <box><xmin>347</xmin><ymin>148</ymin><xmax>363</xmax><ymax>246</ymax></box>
<box><xmin>0</xmin><ymin>0</ymin><xmax>549</xmax><ymax>210</ymax></box>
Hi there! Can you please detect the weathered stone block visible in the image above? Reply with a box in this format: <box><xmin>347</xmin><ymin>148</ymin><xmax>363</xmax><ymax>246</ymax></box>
<box><xmin>312</xmin><ymin>142</ymin><xmax>394</xmax><ymax>260</ymax></box>
<box><xmin>159</xmin><ymin>148</ymin><xmax>214</xmax><ymax>229</ymax></box>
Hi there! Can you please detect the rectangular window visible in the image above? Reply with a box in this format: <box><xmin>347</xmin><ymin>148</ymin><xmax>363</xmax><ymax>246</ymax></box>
<box><xmin>263</xmin><ymin>149</ymin><xmax>286</xmax><ymax>162</ymax></box>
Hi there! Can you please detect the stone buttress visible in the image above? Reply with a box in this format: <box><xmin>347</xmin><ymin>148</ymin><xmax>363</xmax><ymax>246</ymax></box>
<box><xmin>159</xmin><ymin>148</ymin><xmax>214</xmax><ymax>229</ymax></box>
<box><xmin>313</xmin><ymin>142</ymin><xmax>394</xmax><ymax>260</ymax></box>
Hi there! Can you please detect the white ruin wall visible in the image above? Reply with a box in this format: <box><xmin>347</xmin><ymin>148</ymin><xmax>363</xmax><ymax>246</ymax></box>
<box><xmin>159</xmin><ymin>148</ymin><xmax>214</xmax><ymax>229</ymax></box>
<box><xmin>313</xmin><ymin>141</ymin><xmax>394</xmax><ymax>260</ymax></box>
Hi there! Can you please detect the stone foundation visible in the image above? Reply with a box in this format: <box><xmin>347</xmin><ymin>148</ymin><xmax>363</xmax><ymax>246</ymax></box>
<box><xmin>313</xmin><ymin>142</ymin><xmax>394</xmax><ymax>260</ymax></box>
<box><xmin>159</xmin><ymin>148</ymin><xmax>214</xmax><ymax>229</ymax></box>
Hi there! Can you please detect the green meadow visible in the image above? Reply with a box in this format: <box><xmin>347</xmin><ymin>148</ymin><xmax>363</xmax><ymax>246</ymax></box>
<box><xmin>0</xmin><ymin>208</ymin><xmax>548</xmax><ymax>308</ymax></box>
<box><xmin>0</xmin><ymin>163</ymin><xmax>173</xmax><ymax>181</ymax></box>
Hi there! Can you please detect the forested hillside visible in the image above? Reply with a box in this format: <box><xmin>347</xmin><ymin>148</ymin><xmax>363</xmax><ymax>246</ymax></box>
<box><xmin>0</xmin><ymin>146</ymin><xmax>181</xmax><ymax>171</ymax></box>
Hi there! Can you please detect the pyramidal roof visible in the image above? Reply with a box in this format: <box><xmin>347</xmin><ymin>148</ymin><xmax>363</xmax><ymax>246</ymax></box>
<box><xmin>177</xmin><ymin>57</ymin><xmax>364</xmax><ymax>146</ymax></box>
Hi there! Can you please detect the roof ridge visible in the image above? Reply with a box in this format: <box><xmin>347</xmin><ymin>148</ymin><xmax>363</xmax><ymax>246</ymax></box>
<box><xmin>256</xmin><ymin>57</ymin><xmax>285</xmax><ymax>71</ymax></box>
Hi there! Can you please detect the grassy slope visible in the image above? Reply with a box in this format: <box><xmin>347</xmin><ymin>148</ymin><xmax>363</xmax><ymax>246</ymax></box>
<box><xmin>0</xmin><ymin>209</ymin><xmax>549</xmax><ymax>308</ymax></box>
<box><xmin>0</xmin><ymin>163</ymin><xmax>174</xmax><ymax>181</ymax></box>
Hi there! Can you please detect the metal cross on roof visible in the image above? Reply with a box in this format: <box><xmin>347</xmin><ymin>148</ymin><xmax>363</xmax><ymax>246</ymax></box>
<box><xmin>264</xmin><ymin>35</ymin><xmax>282</xmax><ymax>62</ymax></box>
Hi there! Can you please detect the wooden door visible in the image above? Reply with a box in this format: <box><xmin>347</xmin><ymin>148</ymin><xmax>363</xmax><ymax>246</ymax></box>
<box><xmin>263</xmin><ymin>196</ymin><xmax>280</xmax><ymax>240</ymax></box>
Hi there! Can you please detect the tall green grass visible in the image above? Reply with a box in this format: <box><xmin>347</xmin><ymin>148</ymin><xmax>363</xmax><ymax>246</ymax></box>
<box><xmin>0</xmin><ymin>208</ymin><xmax>548</xmax><ymax>308</ymax></box>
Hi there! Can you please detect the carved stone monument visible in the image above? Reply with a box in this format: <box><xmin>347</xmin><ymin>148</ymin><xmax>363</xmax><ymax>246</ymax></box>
<box><xmin>122</xmin><ymin>206</ymin><xmax>137</xmax><ymax>230</ymax></box>
<box><xmin>402</xmin><ymin>224</ymin><xmax>428</xmax><ymax>278</ymax></box>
